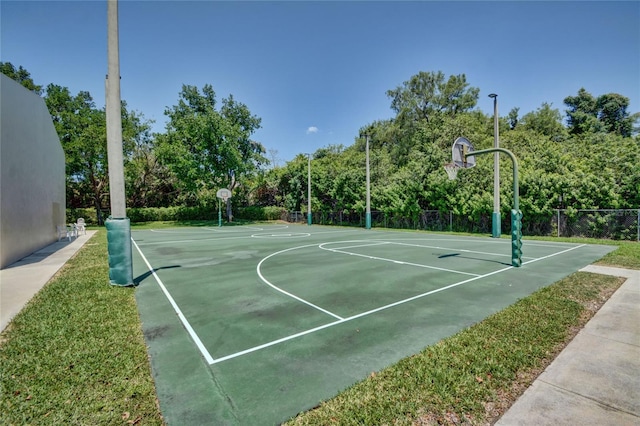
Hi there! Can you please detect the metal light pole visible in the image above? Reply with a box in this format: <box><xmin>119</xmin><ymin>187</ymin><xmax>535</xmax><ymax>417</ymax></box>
<box><xmin>365</xmin><ymin>134</ymin><xmax>371</xmax><ymax>229</ymax></box>
<box><xmin>306</xmin><ymin>153</ymin><xmax>312</xmax><ymax>226</ymax></box>
<box><xmin>489</xmin><ymin>93</ymin><xmax>501</xmax><ymax>238</ymax></box>
<box><xmin>105</xmin><ymin>0</ymin><xmax>133</xmax><ymax>285</ymax></box>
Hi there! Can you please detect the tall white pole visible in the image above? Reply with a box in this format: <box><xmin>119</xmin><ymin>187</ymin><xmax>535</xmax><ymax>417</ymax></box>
<box><xmin>106</xmin><ymin>0</ymin><xmax>126</xmax><ymax>218</ymax></box>
<box><xmin>307</xmin><ymin>153</ymin><xmax>312</xmax><ymax>226</ymax></box>
<box><xmin>489</xmin><ymin>93</ymin><xmax>501</xmax><ymax>238</ymax></box>
<box><xmin>105</xmin><ymin>0</ymin><xmax>133</xmax><ymax>286</ymax></box>
<box><xmin>365</xmin><ymin>135</ymin><xmax>371</xmax><ymax>229</ymax></box>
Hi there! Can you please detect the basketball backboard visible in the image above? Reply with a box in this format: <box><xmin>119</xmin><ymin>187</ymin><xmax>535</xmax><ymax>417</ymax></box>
<box><xmin>216</xmin><ymin>188</ymin><xmax>232</xmax><ymax>201</ymax></box>
<box><xmin>452</xmin><ymin>137</ymin><xmax>476</xmax><ymax>168</ymax></box>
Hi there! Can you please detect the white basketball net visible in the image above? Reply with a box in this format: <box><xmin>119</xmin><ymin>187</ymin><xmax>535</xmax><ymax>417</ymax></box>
<box><xmin>444</xmin><ymin>163</ymin><xmax>459</xmax><ymax>180</ymax></box>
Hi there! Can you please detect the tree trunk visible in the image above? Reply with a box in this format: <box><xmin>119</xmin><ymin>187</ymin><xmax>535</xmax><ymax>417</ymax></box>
<box><xmin>226</xmin><ymin>199</ymin><xmax>233</xmax><ymax>222</ymax></box>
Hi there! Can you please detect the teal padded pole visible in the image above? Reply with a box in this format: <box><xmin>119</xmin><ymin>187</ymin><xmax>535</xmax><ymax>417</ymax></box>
<box><xmin>105</xmin><ymin>217</ymin><xmax>134</xmax><ymax>286</ymax></box>
<box><xmin>492</xmin><ymin>212</ymin><xmax>501</xmax><ymax>237</ymax></box>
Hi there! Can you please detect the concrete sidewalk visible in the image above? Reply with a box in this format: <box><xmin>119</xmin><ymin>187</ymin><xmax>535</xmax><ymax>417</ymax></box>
<box><xmin>0</xmin><ymin>231</ymin><xmax>96</xmax><ymax>332</ymax></box>
<box><xmin>496</xmin><ymin>265</ymin><xmax>640</xmax><ymax>425</ymax></box>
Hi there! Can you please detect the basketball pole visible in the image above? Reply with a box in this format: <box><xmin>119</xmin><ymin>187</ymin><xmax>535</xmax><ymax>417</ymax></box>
<box><xmin>489</xmin><ymin>93</ymin><xmax>501</xmax><ymax>238</ymax></box>
<box><xmin>464</xmin><ymin>147</ymin><xmax>522</xmax><ymax>267</ymax></box>
<box><xmin>105</xmin><ymin>0</ymin><xmax>133</xmax><ymax>286</ymax></box>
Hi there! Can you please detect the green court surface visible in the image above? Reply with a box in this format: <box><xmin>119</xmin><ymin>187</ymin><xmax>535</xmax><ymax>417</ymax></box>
<box><xmin>131</xmin><ymin>224</ymin><xmax>615</xmax><ymax>425</ymax></box>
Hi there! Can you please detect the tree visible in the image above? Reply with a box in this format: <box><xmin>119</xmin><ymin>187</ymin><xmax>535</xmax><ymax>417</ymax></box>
<box><xmin>386</xmin><ymin>71</ymin><xmax>479</xmax><ymax>124</ymax></box>
<box><xmin>564</xmin><ymin>88</ymin><xmax>638</xmax><ymax>136</ymax></box>
<box><xmin>507</xmin><ymin>107</ymin><xmax>519</xmax><ymax>130</ymax></box>
<box><xmin>156</xmin><ymin>84</ymin><xmax>265</xmax><ymax>220</ymax></box>
<box><xmin>44</xmin><ymin>84</ymin><xmax>150</xmax><ymax>223</ymax></box>
<box><xmin>519</xmin><ymin>103</ymin><xmax>567</xmax><ymax>141</ymax></box>
<box><xmin>596</xmin><ymin>93</ymin><xmax>636</xmax><ymax>137</ymax></box>
<box><xmin>0</xmin><ymin>61</ymin><xmax>42</xmax><ymax>94</ymax></box>
<box><xmin>564</xmin><ymin>88</ymin><xmax>601</xmax><ymax>135</ymax></box>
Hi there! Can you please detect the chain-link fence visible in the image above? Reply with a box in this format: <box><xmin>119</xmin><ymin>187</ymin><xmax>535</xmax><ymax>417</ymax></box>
<box><xmin>552</xmin><ymin>209</ymin><xmax>639</xmax><ymax>241</ymax></box>
<box><xmin>285</xmin><ymin>209</ymin><xmax>640</xmax><ymax>241</ymax></box>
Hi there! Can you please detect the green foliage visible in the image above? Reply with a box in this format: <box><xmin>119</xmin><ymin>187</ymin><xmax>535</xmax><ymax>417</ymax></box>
<box><xmin>236</xmin><ymin>206</ymin><xmax>287</xmax><ymax>221</ymax></box>
<box><xmin>44</xmin><ymin>83</ymin><xmax>152</xmax><ymax>224</ymax></box>
<box><xmin>8</xmin><ymin>64</ymin><xmax>638</xmax><ymax>232</ymax></box>
<box><xmin>386</xmin><ymin>71</ymin><xmax>479</xmax><ymax>124</ymax></box>
<box><xmin>126</xmin><ymin>206</ymin><xmax>214</xmax><ymax>222</ymax></box>
<box><xmin>0</xmin><ymin>61</ymin><xmax>42</xmax><ymax>94</ymax></box>
<box><xmin>156</xmin><ymin>84</ymin><xmax>266</xmax><ymax>216</ymax></box>
<box><xmin>263</xmin><ymin>73</ymin><xmax>638</xmax><ymax>236</ymax></box>
<box><xmin>66</xmin><ymin>207</ymin><xmax>100</xmax><ymax>225</ymax></box>
<box><xmin>564</xmin><ymin>88</ymin><xmax>638</xmax><ymax>137</ymax></box>
<box><xmin>519</xmin><ymin>102</ymin><xmax>567</xmax><ymax>141</ymax></box>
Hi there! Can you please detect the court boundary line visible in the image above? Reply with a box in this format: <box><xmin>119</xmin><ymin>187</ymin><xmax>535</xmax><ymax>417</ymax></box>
<box><xmin>221</xmin><ymin>243</ymin><xmax>587</xmax><ymax>365</ymax></box>
<box><xmin>131</xmin><ymin>239</ymin><xmax>215</xmax><ymax>364</ymax></box>
<box><xmin>133</xmin><ymin>229</ymin><xmax>587</xmax><ymax>366</ymax></box>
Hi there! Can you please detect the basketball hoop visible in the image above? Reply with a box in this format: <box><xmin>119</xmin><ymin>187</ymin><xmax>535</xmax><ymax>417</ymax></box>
<box><xmin>216</xmin><ymin>188</ymin><xmax>232</xmax><ymax>203</ymax></box>
<box><xmin>443</xmin><ymin>163</ymin><xmax>460</xmax><ymax>180</ymax></box>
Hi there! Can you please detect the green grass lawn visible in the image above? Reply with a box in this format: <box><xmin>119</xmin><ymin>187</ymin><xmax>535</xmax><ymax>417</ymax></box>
<box><xmin>1</xmin><ymin>224</ymin><xmax>637</xmax><ymax>425</ymax></box>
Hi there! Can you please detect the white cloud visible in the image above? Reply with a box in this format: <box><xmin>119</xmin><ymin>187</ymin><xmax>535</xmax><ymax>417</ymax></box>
<box><xmin>306</xmin><ymin>126</ymin><xmax>319</xmax><ymax>134</ymax></box>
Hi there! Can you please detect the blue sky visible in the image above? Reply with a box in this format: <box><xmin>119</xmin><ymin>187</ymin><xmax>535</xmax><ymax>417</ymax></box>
<box><xmin>2</xmin><ymin>1</ymin><xmax>638</xmax><ymax>164</ymax></box>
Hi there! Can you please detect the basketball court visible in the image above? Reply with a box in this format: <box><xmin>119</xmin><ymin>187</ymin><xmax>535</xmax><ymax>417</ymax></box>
<box><xmin>131</xmin><ymin>224</ymin><xmax>615</xmax><ymax>425</ymax></box>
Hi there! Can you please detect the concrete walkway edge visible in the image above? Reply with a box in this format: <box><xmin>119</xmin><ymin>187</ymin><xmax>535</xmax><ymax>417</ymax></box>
<box><xmin>495</xmin><ymin>265</ymin><xmax>640</xmax><ymax>425</ymax></box>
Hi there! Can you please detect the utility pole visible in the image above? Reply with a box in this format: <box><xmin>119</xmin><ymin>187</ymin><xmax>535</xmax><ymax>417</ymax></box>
<box><xmin>489</xmin><ymin>93</ymin><xmax>501</xmax><ymax>238</ymax></box>
<box><xmin>106</xmin><ymin>0</ymin><xmax>133</xmax><ymax>286</ymax></box>
<box><xmin>306</xmin><ymin>153</ymin><xmax>312</xmax><ymax>226</ymax></box>
<box><xmin>365</xmin><ymin>134</ymin><xmax>371</xmax><ymax>229</ymax></box>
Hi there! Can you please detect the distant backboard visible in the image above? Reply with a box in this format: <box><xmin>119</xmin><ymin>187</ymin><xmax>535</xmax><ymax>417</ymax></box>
<box><xmin>216</xmin><ymin>188</ymin><xmax>232</xmax><ymax>201</ymax></box>
<box><xmin>452</xmin><ymin>137</ymin><xmax>476</xmax><ymax>168</ymax></box>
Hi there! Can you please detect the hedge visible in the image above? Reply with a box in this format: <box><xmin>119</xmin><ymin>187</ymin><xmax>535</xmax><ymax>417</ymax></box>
<box><xmin>66</xmin><ymin>206</ymin><xmax>287</xmax><ymax>224</ymax></box>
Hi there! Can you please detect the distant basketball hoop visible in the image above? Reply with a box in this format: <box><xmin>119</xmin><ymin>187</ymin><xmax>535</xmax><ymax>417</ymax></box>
<box><xmin>216</xmin><ymin>188</ymin><xmax>232</xmax><ymax>227</ymax></box>
<box><xmin>216</xmin><ymin>188</ymin><xmax>232</xmax><ymax>202</ymax></box>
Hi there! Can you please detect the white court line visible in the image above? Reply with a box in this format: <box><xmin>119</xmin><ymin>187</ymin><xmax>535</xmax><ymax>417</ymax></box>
<box><xmin>135</xmin><ymin>234</ymin><xmax>257</xmax><ymax>246</ymax></box>
<box><xmin>522</xmin><ymin>244</ymin><xmax>586</xmax><ymax>265</ymax></box>
<box><xmin>522</xmin><ymin>241</ymin><xmax>579</xmax><ymax>249</ymax></box>
<box><xmin>256</xmin><ymin>244</ymin><xmax>344</xmax><ymax>320</ymax></box>
<box><xmin>327</xmin><ymin>241</ymin><xmax>391</xmax><ymax>251</ymax></box>
<box><xmin>318</xmin><ymin>242</ymin><xmax>480</xmax><ymax>276</ymax></box>
<box><xmin>131</xmin><ymin>238</ymin><xmax>215</xmax><ymax>364</ymax></box>
<box><xmin>210</xmin><ymin>242</ymin><xmax>587</xmax><ymax>365</ymax></box>
<box><xmin>385</xmin><ymin>240</ymin><xmax>536</xmax><ymax>260</ymax></box>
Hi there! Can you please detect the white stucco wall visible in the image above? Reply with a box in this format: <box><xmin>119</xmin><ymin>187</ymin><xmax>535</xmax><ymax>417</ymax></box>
<box><xmin>0</xmin><ymin>74</ymin><xmax>66</xmax><ymax>268</ymax></box>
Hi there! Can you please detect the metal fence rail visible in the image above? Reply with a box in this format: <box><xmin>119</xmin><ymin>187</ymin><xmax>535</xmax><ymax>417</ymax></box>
<box><xmin>286</xmin><ymin>209</ymin><xmax>640</xmax><ymax>241</ymax></box>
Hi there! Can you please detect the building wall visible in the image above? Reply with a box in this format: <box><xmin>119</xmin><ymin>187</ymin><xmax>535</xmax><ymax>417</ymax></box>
<box><xmin>0</xmin><ymin>74</ymin><xmax>66</xmax><ymax>268</ymax></box>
